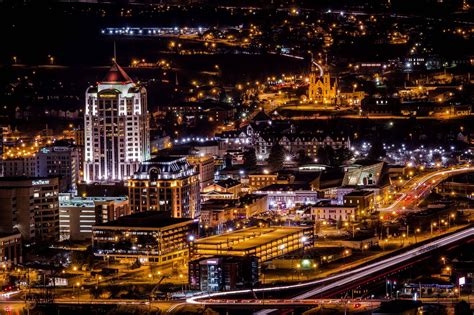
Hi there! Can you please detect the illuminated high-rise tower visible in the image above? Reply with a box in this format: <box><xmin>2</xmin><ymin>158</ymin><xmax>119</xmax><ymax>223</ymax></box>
<box><xmin>84</xmin><ymin>62</ymin><xmax>150</xmax><ymax>182</ymax></box>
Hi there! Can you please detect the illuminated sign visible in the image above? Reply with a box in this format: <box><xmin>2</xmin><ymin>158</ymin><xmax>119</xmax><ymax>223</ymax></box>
<box><xmin>459</xmin><ymin>277</ymin><xmax>466</xmax><ymax>286</ymax></box>
<box><xmin>99</xmin><ymin>94</ymin><xmax>118</xmax><ymax>98</ymax></box>
<box><xmin>32</xmin><ymin>180</ymin><xmax>50</xmax><ymax>186</ymax></box>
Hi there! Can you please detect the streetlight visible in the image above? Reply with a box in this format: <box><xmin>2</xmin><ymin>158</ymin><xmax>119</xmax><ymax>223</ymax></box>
<box><xmin>179</xmin><ymin>274</ymin><xmax>184</xmax><ymax>294</ymax></box>
<box><xmin>383</xmin><ymin>238</ymin><xmax>388</xmax><ymax>250</ymax></box>
<box><xmin>75</xmin><ymin>281</ymin><xmax>81</xmax><ymax>304</ymax></box>
<box><xmin>431</xmin><ymin>222</ymin><xmax>437</xmax><ymax>235</ymax></box>
<box><xmin>449</xmin><ymin>213</ymin><xmax>455</xmax><ymax>228</ymax></box>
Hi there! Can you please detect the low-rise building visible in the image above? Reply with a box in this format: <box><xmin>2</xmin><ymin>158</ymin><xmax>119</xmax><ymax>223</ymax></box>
<box><xmin>187</xmin><ymin>155</ymin><xmax>215</xmax><ymax>190</ymax></box>
<box><xmin>189</xmin><ymin>256</ymin><xmax>259</xmax><ymax>292</ymax></box>
<box><xmin>0</xmin><ymin>232</ymin><xmax>22</xmax><ymax>267</ymax></box>
<box><xmin>311</xmin><ymin>205</ymin><xmax>357</xmax><ymax>222</ymax></box>
<box><xmin>254</xmin><ymin>184</ymin><xmax>319</xmax><ymax>210</ymax></box>
<box><xmin>92</xmin><ymin>211</ymin><xmax>197</xmax><ymax>266</ymax></box>
<box><xmin>59</xmin><ymin>195</ymin><xmax>130</xmax><ymax>241</ymax></box>
<box><xmin>191</xmin><ymin>226</ymin><xmax>313</xmax><ymax>263</ymax></box>
<box><xmin>343</xmin><ymin>190</ymin><xmax>375</xmax><ymax>214</ymax></box>
<box><xmin>248</xmin><ymin>172</ymin><xmax>279</xmax><ymax>192</ymax></box>
<box><xmin>200</xmin><ymin>200</ymin><xmax>236</xmax><ymax>231</ymax></box>
<box><xmin>202</xmin><ymin>178</ymin><xmax>242</xmax><ymax>200</ymax></box>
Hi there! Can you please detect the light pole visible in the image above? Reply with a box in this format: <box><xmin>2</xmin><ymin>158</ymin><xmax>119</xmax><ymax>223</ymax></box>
<box><xmin>74</xmin><ymin>281</ymin><xmax>81</xmax><ymax>303</ymax></box>
<box><xmin>431</xmin><ymin>222</ymin><xmax>437</xmax><ymax>235</ymax></box>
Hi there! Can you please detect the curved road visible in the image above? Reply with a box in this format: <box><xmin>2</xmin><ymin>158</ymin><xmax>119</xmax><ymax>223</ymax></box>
<box><xmin>187</xmin><ymin>226</ymin><xmax>474</xmax><ymax>309</ymax></box>
<box><xmin>379</xmin><ymin>166</ymin><xmax>474</xmax><ymax>214</ymax></box>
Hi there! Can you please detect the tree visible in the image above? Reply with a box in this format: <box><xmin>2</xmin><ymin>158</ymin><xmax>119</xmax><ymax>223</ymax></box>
<box><xmin>296</xmin><ymin>149</ymin><xmax>312</xmax><ymax>165</ymax></box>
<box><xmin>336</xmin><ymin>216</ymin><xmax>343</xmax><ymax>230</ymax></box>
<box><xmin>367</xmin><ymin>140</ymin><xmax>386</xmax><ymax>160</ymax></box>
<box><xmin>432</xmin><ymin>151</ymin><xmax>442</xmax><ymax>164</ymax></box>
<box><xmin>268</xmin><ymin>143</ymin><xmax>285</xmax><ymax>171</ymax></box>
<box><xmin>316</xmin><ymin>145</ymin><xmax>336</xmax><ymax>166</ymax></box>
<box><xmin>455</xmin><ymin>300</ymin><xmax>470</xmax><ymax>315</ymax></box>
<box><xmin>333</xmin><ymin>147</ymin><xmax>353</xmax><ymax>166</ymax></box>
<box><xmin>316</xmin><ymin>146</ymin><xmax>330</xmax><ymax>165</ymax></box>
<box><xmin>243</xmin><ymin>148</ymin><xmax>257</xmax><ymax>169</ymax></box>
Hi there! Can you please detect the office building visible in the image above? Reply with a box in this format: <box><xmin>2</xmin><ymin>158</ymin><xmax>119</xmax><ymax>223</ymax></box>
<box><xmin>3</xmin><ymin>143</ymin><xmax>81</xmax><ymax>193</ymax></box>
<box><xmin>84</xmin><ymin>62</ymin><xmax>150</xmax><ymax>182</ymax></box>
<box><xmin>0</xmin><ymin>177</ymin><xmax>59</xmax><ymax>241</ymax></box>
<box><xmin>92</xmin><ymin>211</ymin><xmax>197</xmax><ymax>265</ymax></box>
<box><xmin>59</xmin><ymin>195</ymin><xmax>130</xmax><ymax>241</ymax></box>
<box><xmin>186</xmin><ymin>155</ymin><xmax>215</xmax><ymax>190</ymax></box>
<box><xmin>129</xmin><ymin>156</ymin><xmax>200</xmax><ymax>218</ymax></box>
<box><xmin>189</xmin><ymin>256</ymin><xmax>259</xmax><ymax>292</ymax></box>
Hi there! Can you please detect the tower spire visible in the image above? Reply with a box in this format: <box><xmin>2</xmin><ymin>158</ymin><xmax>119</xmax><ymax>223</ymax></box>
<box><xmin>113</xmin><ymin>41</ymin><xmax>117</xmax><ymax>63</ymax></box>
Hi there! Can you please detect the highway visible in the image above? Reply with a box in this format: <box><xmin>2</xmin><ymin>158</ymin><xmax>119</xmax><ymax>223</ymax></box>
<box><xmin>187</xmin><ymin>226</ymin><xmax>474</xmax><ymax>310</ymax></box>
<box><xmin>378</xmin><ymin>166</ymin><xmax>474</xmax><ymax>214</ymax></box>
<box><xmin>198</xmin><ymin>298</ymin><xmax>381</xmax><ymax>309</ymax></box>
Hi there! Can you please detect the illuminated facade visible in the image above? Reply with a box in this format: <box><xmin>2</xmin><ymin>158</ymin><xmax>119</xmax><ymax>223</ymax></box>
<box><xmin>59</xmin><ymin>195</ymin><xmax>130</xmax><ymax>241</ymax></box>
<box><xmin>92</xmin><ymin>211</ymin><xmax>196</xmax><ymax>265</ymax></box>
<box><xmin>84</xmin><ymin>62</ymin><xmax>150</xmax><ymax>182</ymax></box>
<box><xmin>308</xmin><ymin>71</ymin><xmax>338</xmax><ymax>104</ymax></box>
<box><xmin>0</xmin><ymin>177</ymin><xmax>59</xmax><ymax>241</ymax></box>
<box><xmin>191</xmin><ymin>226</ymin><xmax>313</xmax><ymax>263</ymax></box>
<box><xmin>307</xmin><ymin>62</ymin><xmax>365</xmax><ymax>106</ymax></box>
<box><xmin>0</xmin><ymin>232</ymin><xmax>22</xmax><ymax>267</ymax></box>
<box><xmin>189</xmin><ymin>256</ymin><xmax>259</xmax><ymax>292</ymax></box>
<box><xmin>128</xmin><ymin>156</ymin><xmax>200</xmax><ymax>219</ymax></box>
<box><xmin>3</xmin><ymin>144</ymin><xmax>80</xmax><ymax>193</ymax></box>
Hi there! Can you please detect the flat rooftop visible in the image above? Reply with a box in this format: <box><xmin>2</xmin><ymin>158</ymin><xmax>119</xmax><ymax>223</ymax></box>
<box><xmin>194</xmin><ymin>226</ymin><xmax>309</xmax><ymax>251</ymax></box>
<box><xmin>344</xmin><ymin>190</ymin><xmax>374</xmax><ymax>197</ymax></box>
<box><xmin>95</xmin><ymin>211</ymin><xmax>193</xmax><ymax>229</ymax></box>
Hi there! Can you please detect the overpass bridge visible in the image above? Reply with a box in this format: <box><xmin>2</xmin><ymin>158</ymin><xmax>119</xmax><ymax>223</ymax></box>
<box><xmin>378</xmin><ymin>166</ymin><xmax>474</xmax><ymax>214</ymax></box>
<box><xmin>187</xmin><ymin>226</ymin><xmax>474</xmax><ymax>310</ymax></box>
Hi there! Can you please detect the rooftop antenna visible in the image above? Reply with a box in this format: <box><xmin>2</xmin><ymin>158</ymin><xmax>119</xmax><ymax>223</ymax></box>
<box><xmin>113</xmin><ymin>41</ymin><xmax>117</xmax><ymax>63</ymax></box>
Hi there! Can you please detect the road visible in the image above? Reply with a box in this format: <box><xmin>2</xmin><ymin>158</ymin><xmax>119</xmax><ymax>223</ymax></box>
<box><xmin>378</xmin><ymin>166</ymin><xmax>474</xmax><ymax>214</ymax></box>
<box><xmin>186</xmin><ymin>226</ymin><xmax>474</xmax><ymax>311</ymax></box>
<box><xmin>199</xmin><ymin>298</ymin><xmax>381</xmax><ymax>309</ymax></box>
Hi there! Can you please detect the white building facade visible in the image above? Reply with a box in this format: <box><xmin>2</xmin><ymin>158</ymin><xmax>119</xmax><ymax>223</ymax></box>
<box><xmin>84</xmin><ymin>62</ymin><xmax>150</xmax><ymax>182</ymax></box>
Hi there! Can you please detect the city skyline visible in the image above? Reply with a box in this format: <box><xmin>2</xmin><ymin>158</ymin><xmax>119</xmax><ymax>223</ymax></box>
<box><xmin>0</xmin><ymin>1</ymin><xmax>473</xmax><ymax>314</ymax></box>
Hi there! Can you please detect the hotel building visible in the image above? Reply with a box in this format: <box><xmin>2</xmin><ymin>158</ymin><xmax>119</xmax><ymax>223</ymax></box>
<box><xmin>128</xmin><ymin>156</ymin><xmax>200</xmax><ymax>219</ymax></box>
